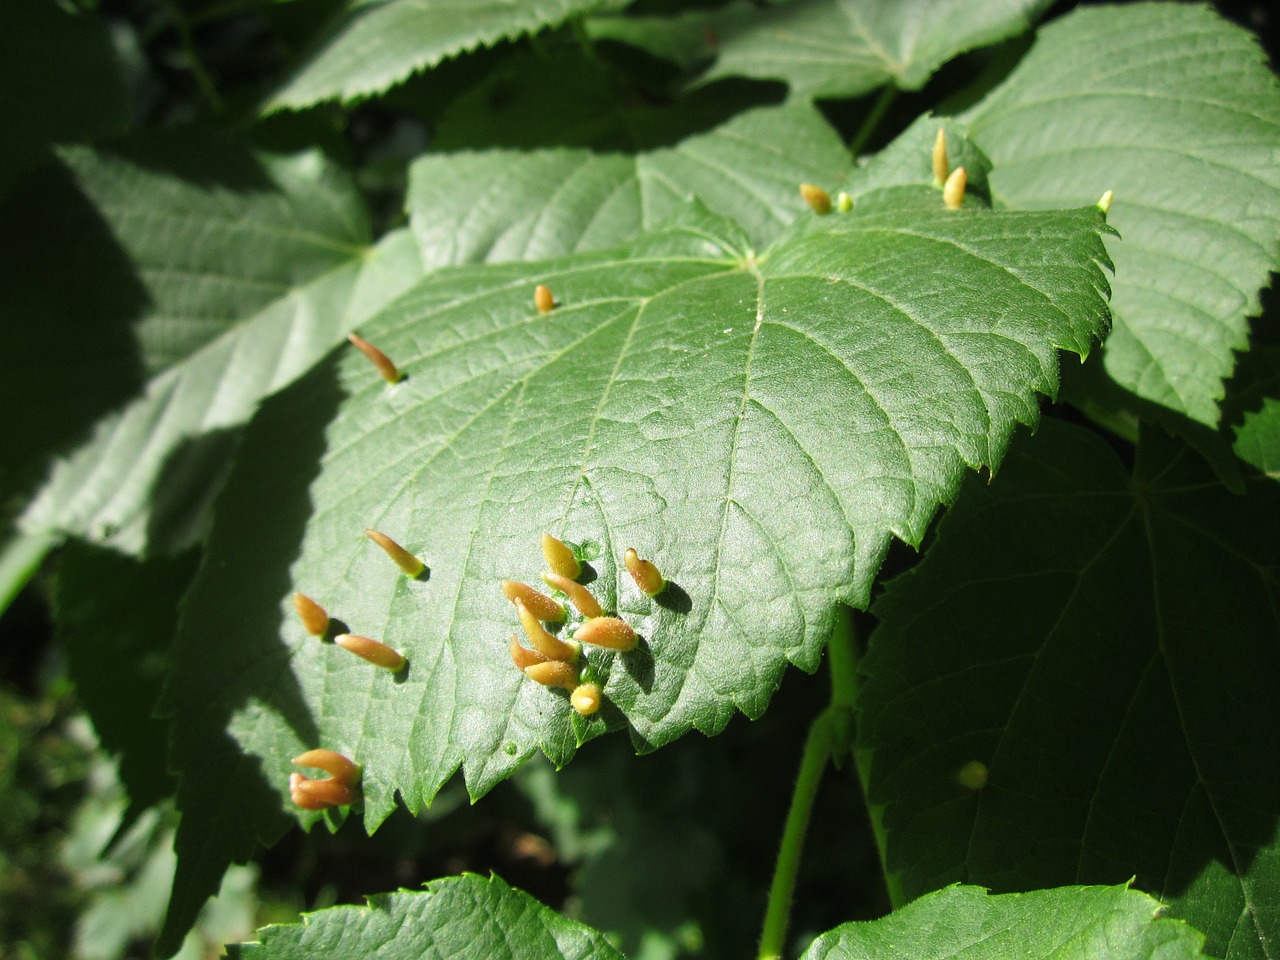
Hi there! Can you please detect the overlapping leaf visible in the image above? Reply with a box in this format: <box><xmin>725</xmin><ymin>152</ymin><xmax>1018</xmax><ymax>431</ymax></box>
<box><xmin>12</xmin><ymin>140</ymin><xmax>425</xmax><ymax>556</ymax></box>
<box><xmin>858</xmin><ymin>420</ymin><xmax>1280</xmax><ymax>959</ymax></box>
<box><xmin>407</xmin><ymin>103</ymin><xmax>852</xmax><ymax>266</ymax></box>
<box><xmin>965</xmin><ymin>3</ymin><xmax>1280</xmax><ymax>426</ymax></box>
<box><xmin>802</xmin><ymin>883</ymin><xmax>1205</xmax><ymax>959</ymax></box>
<box><xmin>698</xmin><ymin>0</ymin><xmax>1052</xmax><ymax>100</ymax></box>
<box><xmin>266</xmin><ymin>0</ymin><xmax>606</xmax><ymax>111</ymax></box>
<box><xmin>229</xmin><ymin>873</ymin><xmax>624</xmax><ymax>959</ymax></box>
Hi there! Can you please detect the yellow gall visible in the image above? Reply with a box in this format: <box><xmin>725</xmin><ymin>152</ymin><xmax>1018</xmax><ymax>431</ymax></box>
<box><xmin>541</xmin><ymin>571</ymin><xmax>602</xmax><ymax>619</ymax></box>
<box><xmin>364</xmin><ymin>528</ymin><xmax>426</xmax><ymax>578</ymax></box>
<box><xmin>291</xmin><ymin>774</ymin><xmax>357</xmax><ymax>810</ymax></box>
<box><xmin>571</xmin><ymin>682</ymin><xmax>602</xmax><ymax>716</ymax></box>
<box><xmin>515</xmin><ymin>598</ymin><xmax>580</xmax><ymax>663</ymax></box>
<box><xmin>292</xmin><ymin>749</ymin><xmax>361</xmax><ymax>785</ymax></box>
<box><xmin>502</xmin><ymin>580</ymin><xmax>566</xmax><ymax>622</ymax></box>
<box><xmin>624</xmin><ymin>547</ymin><xmax>665</xmax><ymax>597</ymax></box>
<box><xmin>524</xmin><ymin>659</ymin><xmax>580</xmax><ymax>690</ymax></box>
<box><xmin>1097</xmin><ymin>190</ymin><xmax>1114</xmax><ymax>215</ymax></box>
<box><xmin>799</xmin><ymin>183</ymin><xmax>832</xmax><ymax>215</ymax></box>
<box><xmin>293</xmin><ymin>592</ymin><xmax>329</xmax><ymax>636</ymax></box>
<box><xmin>541</xmin><ymin>532</ymin><xmax>581</xmax><ymax>580</ymax></box>
<box><xmin>534</xmin><ymin>284</ymin><xmax>555</xmax><ymax>314</ymax></box>
<box><xmin>943</xmin><ymin>166</ymin><xmax>967</xmax><ymax>210</ymax></box>
<box><xmin>932</xmin><ymin>127</ymin><xmax>949</xmax><ymax>186</ymax></box>
<box><xmin>957</xmin><ymin>760</ymin><xmax>989</xmax><ymax>791</ymax></box>
<box><xmin>836</xmin><ymin>191</ymin><xmax>853</xmax><ymax>213</ymax></box>
<box><xmin>335</xmin><ymin>633</ymin><xmax>407</xmax><ymax>672</ymax></box>
<box><xmin>574</xmin><ymin>616</ymin><xmax>638</xmax><ymax>652</ymax></box>
<box><xmin>347</xmin><ymin>332</ymin><xmax>402</xmax><ymax>384</ymax></box>
<box><xmin>510</xmin><ymin>633</ymin><xmax>549</xmax><ymax>671</ymax></box>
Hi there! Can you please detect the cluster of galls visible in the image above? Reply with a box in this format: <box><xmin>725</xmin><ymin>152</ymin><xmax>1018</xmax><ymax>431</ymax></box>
<box><xmin>505</xmin><ymin>534</ymin><xmax>665</xmax><ymax>717</ymax></box>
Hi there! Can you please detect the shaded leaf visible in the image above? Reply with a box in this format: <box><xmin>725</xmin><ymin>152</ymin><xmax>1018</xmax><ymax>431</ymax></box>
<box><xmin>408</xmin><ymin>103</ymin><xmax>853</xmax><ymax>263</ymax></box>
<box><xmin>698</xmin><ymin>0</ymin><xmax>1051</xmax><ymax>100</ymax></box>
<box><xmin>965</xmin><ymin>3</ymin><xmax>1280</xmax><ymax>426</ymax></box>
<box><xmin>802</xmin><ymin>883</ymin><xmax>1205</xmax><ymax>960</ymax></box>
<box><xmin>858</xmin><ymin>419</ymin><xmax>1280</xmax><ymax>959</ymax></box>
<box><xmin>266</xmin><ymin>0</ymin><xmax>606</xmax><ymax>111</ymax></box>
<box><xmin>228</xmin><ymin>873</ymin><xmax>624</xmax><ymax>960</ymax></box>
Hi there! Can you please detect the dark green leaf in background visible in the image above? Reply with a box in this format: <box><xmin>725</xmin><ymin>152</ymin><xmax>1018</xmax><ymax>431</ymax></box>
<box><xmin>698</xmin><ymin>0</ymin><xmax>1052</xmax><ymax>100</ymax></box>
<box><xmin>965</xmin><ymin>3</ymin><xmax>1280</xmax><ymax>426</ymax></box>
<box><xmin>859</xmin><ymin>419</ymin><xmax>1280</xmax><ymax>958</ymax></box>
<box><xmin>228</xmin><ymin>873</ymin><xmax>624</xmax><ymax>960</ymax></box>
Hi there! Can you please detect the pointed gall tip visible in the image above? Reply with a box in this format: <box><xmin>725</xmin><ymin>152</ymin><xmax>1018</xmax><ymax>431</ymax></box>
<box><xmin>799</xmin><ymin>183</ymin><xmax>832</xmax><ymax>216</ymax></box>
<box><xmin>347</xmin><ymin>332</ymin><xmax>402</xmax><ymax>384</ymax></box>
<box><xmin>293</xmin><ymin>592</ymin><xmax>329</xmax><ymax>636</ymax></box>
<box><xmin>541</xmin><ymin>570</ymin><xmax>602</xmax><ymax>619</ymax></box>
<box><xmin>523</xmin><ymin>659</ymin><xmax>580</xmax><ymax>690</ymax></box>
<box><xmin>534</xmin><ymin>284</ymin><xmax>555</xmax><ymax>314</ymax></box>
<box><xmin>292</xmin><ymin>749</ymin><xmax>362</xmax><ymax>785</ymax></box>
<box><xmin>623</xmin><ymin>548</ymin><xmax>666</xmax><ymax>597</ymax></box>
<box><xmin>541</xmin><ymin>532</ymin><xmax>581</xmax><ymax>580</ymax></box>
<box><xmin>573</xmin><ymin>616</ymin><xmax>638</xmax><ymax>652</ymax></box>
<box><xmin>511</xmin><ymin>633</ymin><xmax>550</xmax><ymax>671</ymax></box>
<box><xmin>364</xmin><ymin>528</ymin><xmax>426</xmax><ymax>578</ymax></box>
<box><xmin>943</xmin><ymin>166</ymin><xmax>967</xmax><ymax>210</ymax></box>
<box><xmin>502</xmin><ymin>579</ymin><xmax>566</xmax><ymax>623</ymax></box>
<box><xmin>932</xmin><ymin>127</ymin><xmax>949</xmax><ymax>186</ymax></box>
<box><xmin>515</xmin><ymin>598</ymin><xmax>579</xmax><ymax>663</ymax></box>
<box><xmin>836</xmin><ymin>191</ymin><xmax>853</xmax><ymax>213</ymax></box>
<box><xmin>335</xmin><ymin>633</ymin><xmax>407</xmax><ymax>672</ymax></box>
<box><xmin>1097</xmin><ymin>190</ymin><xmax>1114</xmax><ymax>215</ymax></box>
<box><xmin>571</xmin><ymin>682</ymin><xmax>602</xmax><ymax>716</ymax></box>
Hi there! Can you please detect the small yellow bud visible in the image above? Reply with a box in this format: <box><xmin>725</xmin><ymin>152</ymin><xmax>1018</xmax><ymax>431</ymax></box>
<box><xmin>1097</xmin><ymin>190</ymin><xmax>1114</xmax><ymax>215</ymax></box>
<box><xmin>290</xmin><ymin>773</ymin><xmax>357</xmax><ymax>810</ymax></box>
<box><xmin>364</xmin><ymin>528</ymin><xmax>426</xmax><ymax>578</ymax></box>
<box><xmin>501</xmin><ymin>580</ymin><xmax>566</xmax><ymax>622</ymax></box>
<box><xmin>957</xmin><ymin>760</ymin><xmax>989</xmax><ymax>791</ymax></box>
<box><xmin>943</xmin><ymin>166</ymin><xmax>966</xmax><ymax>210</ymax></box>
<box><xmin>836</xmin><ymin>191</ymin><xmax>853</xmax><ymax>213</ymax></box>
<box><xmin>515</xmin><ymin>598</ymin><xmax>580</xmax><ymax>663</ymax></box>
<box><xmin>524</xmin><ymin>659</ymin><xmax>580</xmax><ymax>690</ymax></box>
<box><xmin>510</xmin><ymin>633</ymin><xmax>550</xmax><ymax>671</ymax></box>
<box><xmin>799</xmin><ymin>183</ymin><xmax>832</xmax><ymax>215</ymax></box>
<box><xmin>335</xmin><ymin>633</ymin><xmax>407</xmax><ymax>672</ymax></box>
<box><xmin>932</xmin><ymin>127</ymin><xmax>949</xmax><ymax>186</ymax></box>
<box><xmin>540</xmin><ymin>571</ymin><xmax>602</xmax><ymax>619</ymax></box>
<box><xmin>293</xmin><ymin>592</ymin><xmax>329</xmax><ymax>636</ymax></box>
<box><xmin>292</xmin><ymin>749</ymin><xmax>362</xmax><ymax>785</ymax></box>
<box><xmin>347</xmin><ymin>332</ymin><xmax>402</xmax><ymax>384</ymax></box>
<box><xmin>574</xmin><ymin>616</ymin><xmax>638</xmax><ymax>652</ymax></box>
<box><xmin>571</xmin><ymin>682</ymin><xmax>602</xmax><ymax>716</ymax></box>
<box><xmin>623</xmin><ymin>548</ymin><xmax>665</xmax><ymax>597</ymax></box>
<box><xmin>541</xmin><ymin>532</ymin><xmax>581</xmax><ymax>580</ymax></box>
<box><xmin>534</xmin><ymin>284</ymin><xmax>555</xmax><ymax>314</ymax></box>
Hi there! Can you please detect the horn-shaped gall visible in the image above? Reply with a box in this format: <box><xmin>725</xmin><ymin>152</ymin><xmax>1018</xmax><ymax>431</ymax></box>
<box><xmin>347</xmin><ymin>333</ymin><xmax>402</xmax><ymax>384</ymax></box>
<box><xmin>502</xmin><ymin>580</ymin><xmax>566</xmax><ymax>623</ymax></box>
<box><xmin>335</xmin><ymin>633</ymin><xmax>407</xmax><ymax>672</ymax></box>
<box><xmin>534</xmin><ymin>284</ymin><xmax>555</xmax><ymax>314</ymax></box>
<box><xmin>932</xmin><ymin>127</ymin><xmax>949</xmax><ymax>186</ymax></box>
<box><xmin>574</xmin><ymin>616</ymin><xmax>637</xmax><ymax>652</ymax></box>
<box><xmin>516</xmin><ymin>598</ymin><xmax>579</xmax><ymax>663</ymax></box>
<box><xmin>364</xmin><ymin>529</ymin><xmax>426</xmax><ymax>578</ymax></box>
<box><xmin>293</xmin><ymin>592</ymin><xmax>329</xmax><ymax>636</ymax></box>
<box><xmin>624</xmin><ymin>548</ymin><xmax>665</xmax><ymax>597</ymax></box>
<box><xmin>571</xmin><ymin>682</ymin><xmax>602</xmax><ymax>716</ymax></box>
<box><xmin>1097</xmin><ymin>190</ymin><xmax>1114</xmax><ymax>215</ymax></box>
<box><xmin>292</xmin><ymin>749</ymin><xmax>361</xmax><ymax>786</ymax></box>
<box><xmin>541</xmin><ymin>532</ymin><xmax>581</xmax><ymax>580</ymax></box>
<box><xmin>799</xmin><ymin>183</ymin><xmax>831</xmax><ymax>215</ymax></box>
<box><xmin>943</xmin><ymin>166</ymin><xmax>966</xmax><ymax>210</ymax></box>
<box><xmin>524</xmin><ymin>660</ymin><xmax>580</xmax><ymax>690</ymax></box>
<box><xmin>290</xmin><ymin>773</ymin><xmax>358</xmax><ymax>810</ymax></box>
<box><xmin>540</xmin><ymin>571</ymin><xmax>602</xmax><ymax>619</ymax></box>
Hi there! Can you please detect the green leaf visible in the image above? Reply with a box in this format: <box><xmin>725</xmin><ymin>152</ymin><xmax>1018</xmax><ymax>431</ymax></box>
<box><xmin>228</xmin><ymin>873</ymin><xmax>624</xmax><ymax>959</ymax></box>
<box><xmin>965</xmin><ymin>3</ymin><xmax>1280</xmax><ymax>426</ymax></box>
<box><xmin>698</xmin><ymin>0</ymin><xmax>1051</xmax><ymax>100</ymax></box>
<box><xmin>408</xmin><ymin>103</ymin><xmax>854</xmax><ymax>263</ymax></box>
<box><xmin>266</xmin><ymin>0</ymin><xmax>606</xmax><ymax>111</ymax></box>
<box><xmin>801</xmin><ymin>883</ymin><xmax>1205</xmax><ymax>959</ymax></box>
<box><xmin>584</xmin><ymin>6</ymin><xmax>722</xmax><ymax>71</ymax></box>
<box><xmin>12</xmin><ymin>138</ymin><xmax>425</xmax><ymax>556</ymax></box>
<box><xmin>858</xmin><ymin>419</ymin><xmax>1280</xmax><ymax>959</ymax></box>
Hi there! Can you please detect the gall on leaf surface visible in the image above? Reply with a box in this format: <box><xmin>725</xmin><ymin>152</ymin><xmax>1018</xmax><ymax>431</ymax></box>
<box><xmin>859</xmin><ymin>420</ymin><xmax>1280</xmax><ymax>959</ymax></box>
<box><xmin>964</xmin><ymin>3</ymin><xmax>1280</xmax><ymax>426</ymax></box>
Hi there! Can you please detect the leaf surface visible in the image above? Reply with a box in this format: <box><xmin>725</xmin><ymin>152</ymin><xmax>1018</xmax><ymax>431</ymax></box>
<box><xmin>858</xmin><ymin>419</ymin><xmax>1280</xmax><ymax>959</ymax></box>
<box><xmin>965</xmin><ymin>3</ymin><xmax>1280</xmax><ymax>425</ymax></box>
<box><xmin>802</xmin><ymin>883</ymin><xmax>1205</xmax><ymax>959</ymax></box>
<box><xmin>266</xmin><ymin>0</ymin><xmax>605</xmax><ymax>111</ymax></box>
<box><xmin>699</xmin><ymin>0</ymin><xmax>1051</xmax><ymax>99</ymax></box>
<box><xmin>229</xmin><ymin>873</ymin><xmax>624</xmax><ymax>959</ymax></box>
<box><xmin>407</xmin><ymin>103</ymin><xmax>852</xmax><ymax>265</ymax></box>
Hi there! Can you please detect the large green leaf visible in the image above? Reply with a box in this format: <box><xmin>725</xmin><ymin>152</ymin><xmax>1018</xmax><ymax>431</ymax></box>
<box><xmin>408</xmin><ymin>104</ymin><xmax>853</xmax><ymax>265</ymax></box>
<box><xmin>229</xmin><ymin>873</ymin><xmax>624</xmax><ymax>959</ymax></box>
<box><xmin>965</xmin><ymin>3</ymin><xmax>1280</xmax><ymax>426</ymax></box>
<box><xmin>11</xmin><ymin>140</ymin><xmax>425</xmax><ymax>556</ymax></box>
<box><xmin>801</xmin><ymin>883</ymin><xmax>1205</xmax><ymax>959</ymax></box>
<box><xmin>266</xmin><ymin>0</ymin><xmax>606</xmax><ymax>111</ymax></box>
<box><xmin>698</xmin><ymin>0</ymin><xmax>1051</xmax><ymax>100</ymax></box>
<box><xmin>158</xmin><ymin>125</ymin><xmax>1113</xmax><ymax>946</ymax></box>
<box><xmin>858</xmin><ymin>419</ymin><xmax>1280</xmax><ymax>959</ymax></box>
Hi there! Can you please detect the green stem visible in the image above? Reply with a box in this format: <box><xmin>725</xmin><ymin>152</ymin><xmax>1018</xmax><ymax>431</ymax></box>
<box><xmin>161</xmin><ymin>0</ymin><xmax>225</xmax><ymax>113</ymax></box>
<box><xmin>758</xmin><ymin>708</ymin><xmax>834</xmax><ymax>960</ymax></box>
<box><xmin>847</xmin><ymin>84</ymin><xmax>897</xmax><ymax>158</ymax></box>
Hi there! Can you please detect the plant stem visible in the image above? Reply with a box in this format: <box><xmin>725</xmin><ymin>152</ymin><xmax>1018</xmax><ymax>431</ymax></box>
<box><xmin>848</xmin><ymin>84</ymin><xmax>897</xmax><ymax>157</ymax></box>
<box><xmin>161</xmin><ymin>0</ymin><xmax>224</xmax><ymax>113</ymax></box>
<box><xmin>758</xmin><ymin>707</ymin><xmax>834</xmax><ymax>960</ymax></box>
